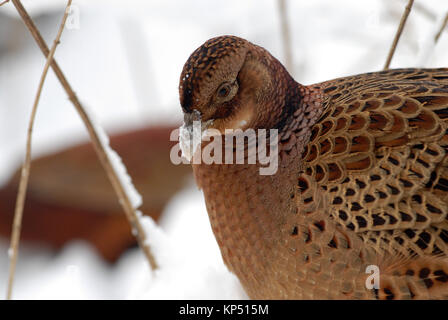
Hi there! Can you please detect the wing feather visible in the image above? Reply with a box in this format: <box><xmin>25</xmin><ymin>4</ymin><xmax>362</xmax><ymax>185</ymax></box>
<box><xmin>300</xmin><ymin>68</ymin><xmax>448</xmax><ymax>258</ymax></box>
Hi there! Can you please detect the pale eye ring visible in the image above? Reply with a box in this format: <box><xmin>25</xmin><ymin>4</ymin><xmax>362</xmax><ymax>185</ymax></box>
<box><xmin>217</xmin><ymin>83</ymin><xmax>231</xmax><ymax>98</ymax></box>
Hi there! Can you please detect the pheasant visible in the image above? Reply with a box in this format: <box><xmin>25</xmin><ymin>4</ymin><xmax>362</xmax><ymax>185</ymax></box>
<box><xmin>178</xmin><ymin>35</ymin><xmax>448</xmax><ymax>299</ymax></box>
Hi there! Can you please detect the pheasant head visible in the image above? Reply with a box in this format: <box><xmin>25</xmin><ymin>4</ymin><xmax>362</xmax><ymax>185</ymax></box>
<box><xmin>179</xmin><ymin>35</ymin><xmax>301</xmax><ymax>136</ymax></box>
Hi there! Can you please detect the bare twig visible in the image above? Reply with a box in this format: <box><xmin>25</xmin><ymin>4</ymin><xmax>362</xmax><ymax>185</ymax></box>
<box><xmin>434</xmin><ymin>12</ymin><xmax>448</xmax><ymax>43</ymax></box>
<box><xmin>9</xmin><ymin>0</ymin><xmax>157</xmax><ymax>275</ymax></box>
<box><xmin>278</xmin><ymin>0</ymin><xmax>293</xmax><ymax>72</ymax></box>
<box><xmin>384</xmin><ymin>0</ymin><xmax>414</xmax><ymax>70</ymax></box>
<box><xmin>7</xmin><ymin>0</ymin><xmax>72</xmax><ymax>300</ymax></box>
<box><xmin>0</xmin><ymin>0</ymin><xmax>9</xmax><ymax>7</ymax></box>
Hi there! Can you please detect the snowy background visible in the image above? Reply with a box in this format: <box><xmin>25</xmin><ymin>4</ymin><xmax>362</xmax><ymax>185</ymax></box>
<box><xmin>0</xmin><ymin>0</ymin><xmax>447</xmax><ymax>299</ymax></box>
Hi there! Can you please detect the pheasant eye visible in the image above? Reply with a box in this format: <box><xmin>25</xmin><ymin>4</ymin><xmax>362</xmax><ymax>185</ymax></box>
<box><xmin>217</xmin><ymin>84</ymin><xmax>231</xmax><ymax>98</ymax></box>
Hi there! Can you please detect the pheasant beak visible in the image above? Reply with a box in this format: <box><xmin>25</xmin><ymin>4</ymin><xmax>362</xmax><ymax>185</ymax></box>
<box><xmin>183</xmin><ymin>110</ymin><xmax>201</xmax><ymax>128</ymax></box>
<box><xmin>179</xmin><ymin>110</ymin><xmax>214</xmax><ymax>162</ymax></box>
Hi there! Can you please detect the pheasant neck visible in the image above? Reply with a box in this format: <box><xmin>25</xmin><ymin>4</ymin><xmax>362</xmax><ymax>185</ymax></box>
<box><xmin>192</xmin><ymin>85</ymin><xmax>328</xmax><ymax>297</ymax></box>
<box><xmin>192</xmin><ymin>155</ymin><xmax>297</xmax><ymax>293</ymax></box>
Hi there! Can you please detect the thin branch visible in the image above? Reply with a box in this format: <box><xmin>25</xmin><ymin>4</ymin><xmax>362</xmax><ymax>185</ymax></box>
<box><xmin>7</xmin><ymin>0</ymin><xmax>72</xmax><ymax>300</ymax></box>
<box><xmin>278</xmin><ymin>0</ymin><xmax>293</xmax><ymax>72</ymax></box>
<box><xmin>434</xmin><ymin>12</ymin><xmax>448</xmax><ymax>43</ymax></box>
<box><xmin>9</xmin><ymin>0</ymin><xmax>157</xmax><ymax>272</ymax></box>
<box><xmin>0</xmin><ymin>0</ymin><xmax>9</xmax><ymax>7</ymax></box>
<box><xmin>384</xmin><ymin>0</ymin><xmax>414</xmax><ymax>70</ymax></box>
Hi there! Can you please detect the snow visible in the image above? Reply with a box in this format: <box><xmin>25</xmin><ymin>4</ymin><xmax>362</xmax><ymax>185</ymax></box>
<box><xmin>179</xmin><ymin>122</ymin><xmax>196</xmax><ymax>162</ymax></box>
<box><xmin>0</xmin><ymin>187</ymin><xmax>247</xmax><ymax>299</ymax></box>
<box><xmin>131</xmin><ymin>188</ymin><xmax>247</xmax><ymax>299</ymax></box>
<box><xmin>81</xmin><ymin>104</ymin><xmax>143</xmax><ymax>209</ymax></box>
<box><xmin>0</xmin><ymin>0</ymin><xmax>448</xmax><ymax>300</ymax></box>
<box><xmin>179</xmin><ymin>120</ymin><xmax>205</xmax><ymax>163</ymax></box>
<box><xmin>179</xmin><ymin>111</ymin><xmax>217</xmax><ymax>163</ymax></box>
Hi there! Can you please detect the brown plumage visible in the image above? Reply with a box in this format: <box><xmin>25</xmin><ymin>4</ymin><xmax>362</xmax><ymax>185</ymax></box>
<box><xmin>179</xmin><ymin>35</ymin><xmax>448</xmax><ymax>299</ymax></box>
